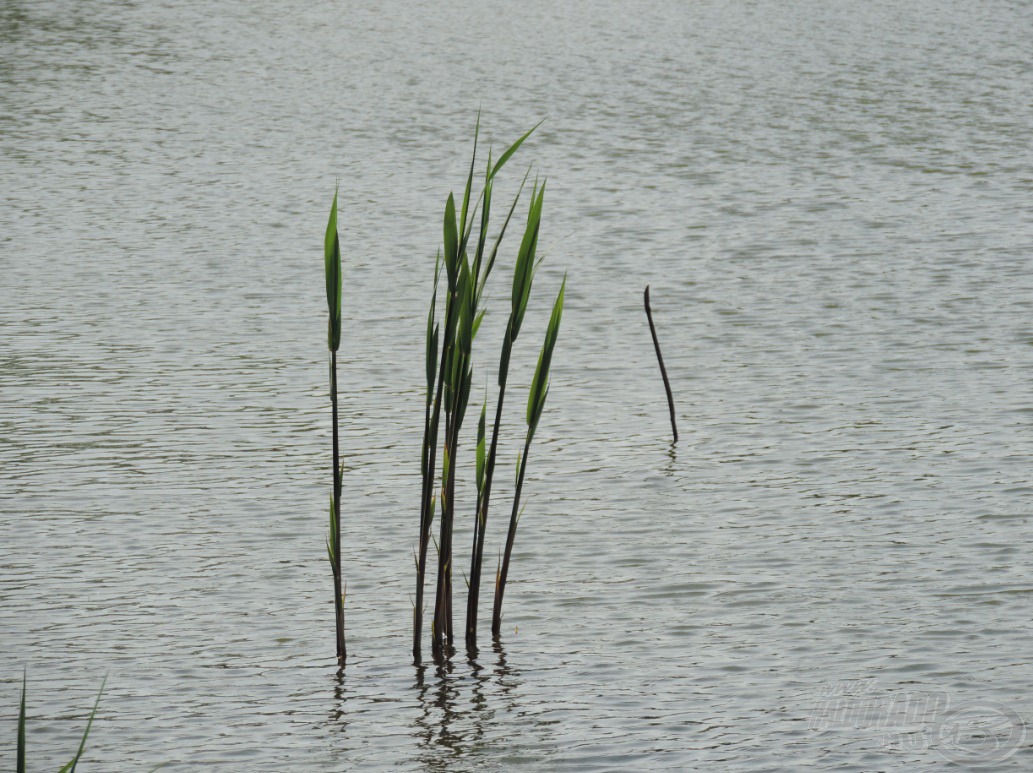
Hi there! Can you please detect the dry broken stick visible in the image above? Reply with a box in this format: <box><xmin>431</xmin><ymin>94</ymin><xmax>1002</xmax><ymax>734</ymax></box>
<box><xmin>644</xmin><ymin>285</ymin><xmax>678</xmax><ymax>444</ymax></box>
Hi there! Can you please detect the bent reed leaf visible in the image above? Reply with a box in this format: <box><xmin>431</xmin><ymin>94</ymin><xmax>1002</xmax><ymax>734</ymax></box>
<box><xmin>526</xmin><ymin>275</ymin><xmax>566</xmax><ymax>430</ymax></box>
<box><xmin>324</xmin><ymin>187</ymin><xmax>343</xmax><ymax>352</ymax></box>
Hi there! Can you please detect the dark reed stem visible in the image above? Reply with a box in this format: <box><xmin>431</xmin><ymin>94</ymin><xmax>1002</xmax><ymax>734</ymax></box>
<box><xmin>330</xmin><ymin>350</ymin><xmax>346</xmax><ymax>664</ymax></box>
<box><xmin>492</xmin><ymin>431</ymin><xmax>533</xmax><ymax>638</ymax></box>
<box><xmin>415</xmin><ymin>292</ymin><xmax>454</xmax><ymax>663</ymax></box>
<box><xmin>429</xmin><ymin>334</ymin><xmax>454</xmax><ymax>660</ymax></box>
<box><xmin>435</xmin><ymin>347</ymin><xmax>468</xmax><ymax>658</ymax></box>
<box><xmin>644</xmin><ymin>285</ymin><xmax>678</xmax><ymax>444</ymax></box>
<box><xmin>466</xmin><ymin>332</ymin><xmax>513</xmax><ymax>649</ymax></box>
<box><xmin>17</xmin><ymin>669</ymin><xmax>25</xmax><ymax>773</ymax></box>
<box><xmin>413</xmin><ymin>384</ymin><xmax>433</xmax><ymax>661</ymax></box>
<box><xmin>432</xmin><ymin>287</ymin><xmax>465</xmax><ymax>660</ymax></box>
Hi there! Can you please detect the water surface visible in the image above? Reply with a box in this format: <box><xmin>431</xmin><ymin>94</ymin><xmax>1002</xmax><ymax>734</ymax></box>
<box><xmin>2</xmin><ymin>0</ymin><xmax>1032</xmax><ymax>769</ymax></box>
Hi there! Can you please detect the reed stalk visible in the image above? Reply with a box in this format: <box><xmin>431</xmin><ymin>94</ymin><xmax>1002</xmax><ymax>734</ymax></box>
<box><xmin>413</xmin><ymin>254</ymin><xmax>442</xmax><ymax>662</ymax></box>
<box><xmin>492</xmin><ymin>277</ymin><xmax>565</xmax><ymax>639</ymax></box>
<box><xmin>324</xmin><ymin>189</ymin><xmax>346</xmax><ymax>665</ymax></box>
<box><xmin>17</xmin><ymin>669</ymin><xmax>25</xmax><ymax>773</ymax></box>
<box><xmin>466</xmin><ymin>179</ymin><xmax>545</xmax><ymax>649</ymax></box>
<box><xmin>644</xmin><ymin>285</ymin><xmax>678</xmax><ymax>443</ymax></box>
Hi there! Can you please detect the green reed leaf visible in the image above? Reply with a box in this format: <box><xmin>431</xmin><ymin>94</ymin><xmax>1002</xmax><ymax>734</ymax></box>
<box><xmin>426</xmin><ymin>252</ymin><xmax>441</xmax><ymax>393</ymax></box>
<box><xmin>460</xmin><ymin>112</ymin><xmax>480</xmax><ymax>242</ymax></box>
<box><xmin>324</xmin><ymin>187</ymin><xmax>343</xmax><ymax>352</ymax></box>
<box><xmin>328</xmin><ymin>494</ymin><xmax>337</xmax><ymax>566</ymax></box>
<box><xmin>510</xmin><ymin>181</ymin><xmax>545</xmax><ymax>339</ymax></box>
<box><xmin>490</xmin><ymin>119</ymin><xmax>544</xmax><ymax>180</ymax></box>
<box><xmin>472</xmin><ymin>309</ymin><xmax>486</xmax><ymax>343</ymax></box>
<box><xmin>527</xmin><ymin>275</ymin><xmax>565</xmax><ymax>429</ymax></box>
<box><xmin>59</xmin><ymin>674</ymin><xmax>106</xmax><ymax>773</ymax></box>
<box><xmin>456</xmin><ymin>259</ymin><xmax>475</xmax><ymax>355</ymax></box>
<box><xmin>476</xmin><ymin>399</ymin><xmax>487</xmax><ymax>494</ymax></box>
<box><xmin>478</xmin><ymin>166</ymin><xmax>531</xmax><ymax>306</ymax></box>
<box><xmin>443</xmin><ymin>193</ymin><xmax>459</xmax><ymax>286</ymax></box>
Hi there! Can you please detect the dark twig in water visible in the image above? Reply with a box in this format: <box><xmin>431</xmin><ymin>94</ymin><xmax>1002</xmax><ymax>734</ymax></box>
<box><xmin>644</xmin><ymin>285</ymin><xmax>678</xmax><ymax>444</ymax></box>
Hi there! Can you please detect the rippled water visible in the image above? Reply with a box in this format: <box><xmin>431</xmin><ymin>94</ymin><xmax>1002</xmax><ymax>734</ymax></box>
<box><xmin>3</xmin><ymin>0</ymin><xmax>1032</xmax><ymax>769</ymax></box>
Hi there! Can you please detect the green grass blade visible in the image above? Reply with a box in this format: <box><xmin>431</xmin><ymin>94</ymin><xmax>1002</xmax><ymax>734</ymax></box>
<box><xmin>490</xmin><ymin>119</ymin><xmax>544</xmax><ymax>180</ymax></box>
<box><xmin>476</xmin><ymin>398</ymin><xmax>487</xmax><ymax>494</ymax></box>
<box><xmin>459</xmin><ymin>112</ymin><xmax>480</xmax><ymax>243</ymax></box>
<box><xmin>527</xmin><ymin>276</ymin><xmax>566</xmax><ymax>428</ymax></box>
<box><xmin>478</xmin><ymin>166</ymin><xmax>531</xmax><ymax>306</ymax></box>
<box><xmin>473</xmin><ymin>176</ymin><xmax>492</xmax><ymax>282</ymax></box>
<box><xmin>510</xmin><ymin>181</ymin><xmax>546</xmax><ymax>339</ymax></box>
<box><xmin>458</xmin><ymin>360</ymin><xmax>473</xmax><ymax>433</ymax></box>
<box><xmin>443</xmin><ymin>193</ymin><xmax>459</xmax><ymax>286</ymax></box>
<box><xmin>456</xmin><ymin>259</ymin><xmax>475</xmax><ymax>355</ymax></box>
<box><xmin>324</xmin><ymin>187</ymin><xmax>342</xmax><ymax>352</ymax></box>
<box><xmin>59</xmin><ymin>674</ymin><xmax>106</xmax><ymax>773</ymax></box>
<box><xmin>426</xmin><ymin>252</ymin><xmax>441</xmax><ymax>394</ymax></box>
<box><xmin>323</xmin><ymin>186</ymin><xmax>339</xmax><ymax>310</ymax></box>
<box><xmin>472</xmin><ymin>309</ymin><xmax>486</xmax><ymax>343</ymax></box>
<box><xmin>327</xmin><ymin>494</ymin><xmax>337</xmax><ymax>566</ymax></box>
<box><xmin>428</xmin><ymin>324</ymin><xmax>439</xmax><ymax>392</ymax></box>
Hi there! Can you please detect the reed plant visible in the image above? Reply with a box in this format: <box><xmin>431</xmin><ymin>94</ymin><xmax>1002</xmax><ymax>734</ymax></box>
<box><xmin>324</xmin><ymin>189</ymin><xmax>346</xmax><ymax>665</ymax></box>
<box><xmin>412</xmin><ymin>118</ymin><xmax>567</xmax><ymax>661</ymax></box>
<box><xmin>423</xmin><ymin>119</ymin><xmax>535</xmax><ymax>661</ymax></box>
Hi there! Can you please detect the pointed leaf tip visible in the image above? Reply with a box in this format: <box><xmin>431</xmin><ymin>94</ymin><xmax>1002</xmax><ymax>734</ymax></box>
<box><xmin>490</xmin><ymin>119</ymin><xmax>545</xmax><ymax>180</ymax></box>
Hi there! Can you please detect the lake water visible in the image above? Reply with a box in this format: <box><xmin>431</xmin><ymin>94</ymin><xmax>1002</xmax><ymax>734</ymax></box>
<box><xmin>2</xmin><ymin>0</ymin><xmax>1032</xmax><ymax>769</ymax></box>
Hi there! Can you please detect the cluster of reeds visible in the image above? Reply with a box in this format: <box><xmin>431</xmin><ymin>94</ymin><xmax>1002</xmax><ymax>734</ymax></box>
<box><xmin>320</xmin><ymin>119</ymin><xmax>566</xmax><ymax>665</ymax></box>
<box><xmin>411</xmin><ymin>119</ymin><xmax>566</xmax><ymax>662</ymax></box>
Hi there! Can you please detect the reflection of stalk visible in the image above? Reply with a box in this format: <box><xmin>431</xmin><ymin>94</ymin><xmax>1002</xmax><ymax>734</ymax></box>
<box><xmin>492</xmin><ymin>278</ymin><xmax>565</xmax><ymax>639</ymax></box>
<box><xmin>323</xmin><ymin>189</ymin><xmax>346</xmax><ymax>665</ymax></box>
<box><xmin>644</xmin><ymin>285</ymin><xmax>678</xmax><ymax>444</ymax></box>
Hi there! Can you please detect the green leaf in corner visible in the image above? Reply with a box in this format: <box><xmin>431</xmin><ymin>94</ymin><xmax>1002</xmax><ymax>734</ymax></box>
<box><xmin>59</xmin><ymin>674</ymin><xmax>106</xmax><ymax>773</ymax></box>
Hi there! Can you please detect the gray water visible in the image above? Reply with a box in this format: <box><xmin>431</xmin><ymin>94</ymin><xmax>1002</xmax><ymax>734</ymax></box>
<box><xmin>3</xmin><ymin>0</ymin><xmax>1033</xmax><ymax>769</ymax></box>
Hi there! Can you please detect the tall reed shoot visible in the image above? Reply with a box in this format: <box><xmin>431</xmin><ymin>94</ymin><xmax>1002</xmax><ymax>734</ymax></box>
<box><xmin>492</xmin><ymin>278</ymin><xmax>565</xmax><ymax>639</ymax></box>
<box><xmin>324</xmin><ymin>189</ymin><xmax>346</xmax><ymax>666</ymax></box>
